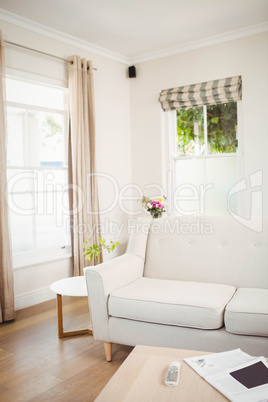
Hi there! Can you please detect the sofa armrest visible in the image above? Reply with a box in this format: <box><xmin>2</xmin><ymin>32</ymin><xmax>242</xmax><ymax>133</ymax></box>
<box><xmin>84</xmin><ymin>253</ymin><xmax>144</xmax><ymax>342</ymax></box>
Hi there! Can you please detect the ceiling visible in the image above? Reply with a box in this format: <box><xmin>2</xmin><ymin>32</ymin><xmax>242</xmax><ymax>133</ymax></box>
<box><xmin>0</xmin><ymin>0</ymin><xmax>267</xmax><ymax>62</ymax></box>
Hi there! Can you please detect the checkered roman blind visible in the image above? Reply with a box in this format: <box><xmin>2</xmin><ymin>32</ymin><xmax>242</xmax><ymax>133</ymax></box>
<box><xmin>159</xmin><ymin>76</ymin><xmax>242</xmax><ymax>112</ymax></box>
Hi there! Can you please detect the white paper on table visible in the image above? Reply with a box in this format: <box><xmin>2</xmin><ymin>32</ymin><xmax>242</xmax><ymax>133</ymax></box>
<box><xmin>184</xmin><ymin>349</ymin><xmax>256</xmax><ymax>378</ymax></box>
<box><xmin>184</xmin><ymin>349</ymin><xmax>268</xmax><ymax>402</ymax></box>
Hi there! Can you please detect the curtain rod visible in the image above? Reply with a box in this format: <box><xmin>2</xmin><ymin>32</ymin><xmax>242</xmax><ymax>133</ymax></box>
<box><xmin>4</xmin><ymin>40</ymin><xmax>97</xmax><ymax>70</ymax></box>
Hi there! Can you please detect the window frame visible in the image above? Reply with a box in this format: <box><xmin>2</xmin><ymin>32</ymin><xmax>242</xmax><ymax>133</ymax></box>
<box><xmin>175</xmin><ymin>104</ymin><xmax>238</xmax><ymax>159</ymax></box>
<box><xmin>5</xmin><ymin>76</ymin><xmax>71</xmax><ymax>268</ymax></box>
<box><xmin>162</xmin><ymin>101</ymin><xmax>242</xmax><ymax>216</ymax></box>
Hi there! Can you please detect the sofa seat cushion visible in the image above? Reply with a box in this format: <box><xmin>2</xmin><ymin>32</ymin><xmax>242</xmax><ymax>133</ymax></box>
<box><xmin>225</xmin><ymin>288</ymin><xmax>268</xmax><ymax>336</ymax></box>
<box><xmin>108</xmin><ymin>277</ymin><xmax>236</xmax><ymax>330</ymax></box>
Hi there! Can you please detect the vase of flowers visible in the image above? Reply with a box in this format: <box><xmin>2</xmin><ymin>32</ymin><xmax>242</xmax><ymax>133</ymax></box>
<box><xmin>141</xmin><ymin>195</ymin><xmax>166</xmax><ymax>219</ymax></box>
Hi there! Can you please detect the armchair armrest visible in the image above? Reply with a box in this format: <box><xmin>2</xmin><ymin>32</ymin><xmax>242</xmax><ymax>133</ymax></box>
<box><xmin>84</xmin><ymin>253</ymin><xmax>144</xmax><ymax>342</ymax></box>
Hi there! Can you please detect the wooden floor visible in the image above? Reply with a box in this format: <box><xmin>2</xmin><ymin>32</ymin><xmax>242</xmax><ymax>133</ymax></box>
<box><xmin>0</xmin><ymin>297</ymin><xmax>133</xmax><ymax>401</ymax></box>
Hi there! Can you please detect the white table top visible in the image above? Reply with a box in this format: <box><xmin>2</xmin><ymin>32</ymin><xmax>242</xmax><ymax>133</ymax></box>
<box><xmin>50</xmin><ymin>276</ymin><xmax>88</xmax><ymax>297</ymax></box>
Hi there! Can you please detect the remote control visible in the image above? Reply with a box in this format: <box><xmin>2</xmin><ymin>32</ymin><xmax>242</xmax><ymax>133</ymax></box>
<box><xmin>165</xmin><ymin>361</ymin><xmax>181</xmax><ymax>386</ymax></box>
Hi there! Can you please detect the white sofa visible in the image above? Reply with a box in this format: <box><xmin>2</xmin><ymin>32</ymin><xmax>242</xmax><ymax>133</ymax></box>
<box><xmin>84</xmin><ymin>216</ymin><xmax>268</xmax><ymax>361</ymax></box>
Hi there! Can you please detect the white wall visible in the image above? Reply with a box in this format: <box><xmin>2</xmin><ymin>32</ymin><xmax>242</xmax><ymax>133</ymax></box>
<box><xmin>0</xmin><ymin>19</ymin><xmax>132</xmax><ymax>309</ymax></box>
<box><xmin>2</xmin><ymin>17</ymin><xmax>267</xmax><ymax>309</ymax></box>
<box><xmin>130</xmin><ymin>32</ymin><xmax>268</xmax><ymax>218</ymax></box>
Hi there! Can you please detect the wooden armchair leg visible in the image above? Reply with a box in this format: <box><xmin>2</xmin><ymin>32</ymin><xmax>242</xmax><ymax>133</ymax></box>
<box><xmin>104</xmin><ymin>342</ymin><xmax>112</xmax><ymax>362</ymax></box>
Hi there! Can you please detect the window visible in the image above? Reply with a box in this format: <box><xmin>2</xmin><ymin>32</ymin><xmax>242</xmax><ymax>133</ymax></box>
<box><xmin>6</xmin><ymin>77</ymin><xmax>71</xmax><ymax>265</ymax></box>
<box><xmin>177</xmin><ymin>103</ymin><xmax>237</xmax><ymax>156</ymax></box>
<box><xmin>170</xmin><ymin>102</ymin><xmax>239</xmax><ymax>215</ymax></box>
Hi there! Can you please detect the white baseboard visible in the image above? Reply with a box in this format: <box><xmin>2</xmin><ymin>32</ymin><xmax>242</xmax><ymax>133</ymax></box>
<box><xmin>15</xmin><ymin>287</ymin><xmax>56</xmax><ymax>310</ymax></box>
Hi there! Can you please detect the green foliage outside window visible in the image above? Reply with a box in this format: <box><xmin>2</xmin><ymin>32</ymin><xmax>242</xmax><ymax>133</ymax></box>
<box><xmin>41</xmin><ymin>115</ymin><xmax>63</xmax><ymax>148</ymax></box>
<box><xmin>176</xmin><ymin>102</ymin><xmax>237</xmax><ymax>155</ymax></box>
<box><xmin>177</xmin><ymin>107</ymin><xmax>204</xmax><ymax>155</ymax></box>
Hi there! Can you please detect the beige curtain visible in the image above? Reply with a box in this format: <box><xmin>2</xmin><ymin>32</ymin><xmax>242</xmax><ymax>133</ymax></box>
<box><xmin>0</xmin><ymin>31</ymin><xmax>15</xmax><ymax>322</ymax></box>
<box><xmin>68</xmin><ymin>56</ymin><xmax>102</xmax><ymax>276</ymax></box>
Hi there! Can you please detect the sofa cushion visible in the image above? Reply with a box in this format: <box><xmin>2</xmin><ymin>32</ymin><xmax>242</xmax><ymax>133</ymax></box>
<box><xmin>225</xmin><ymin>288</ymin><xmax>268</xmax><ymax>336</ymax></box>
<box><xmin>108</xmin><ymin>277</ymin><xmax>236</xmax><ymax>330</ymax></box>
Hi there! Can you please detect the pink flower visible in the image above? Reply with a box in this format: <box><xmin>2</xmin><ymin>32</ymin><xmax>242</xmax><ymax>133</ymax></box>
<box><xmin>158</xmin><ymin>203</ymin><xmax>163</xmax><ymax>209</ymax></box>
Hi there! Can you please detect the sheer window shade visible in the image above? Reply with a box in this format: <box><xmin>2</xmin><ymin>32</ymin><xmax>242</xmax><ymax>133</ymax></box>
<box><xmin>4</xmin><ymin>45</ymin><xmax>67</xmax><ymax>87</ymax></box>
<box><xmin>159</xmin><ymin>76</ymin><xmax>242</xmax><ymax>111</ymax></box>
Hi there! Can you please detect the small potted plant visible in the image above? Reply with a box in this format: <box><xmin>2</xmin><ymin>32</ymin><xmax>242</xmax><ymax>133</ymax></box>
<box><xmin>141</xmin><ymin>195</ymin><xmax>166</xmax><ymax>219</ymax></box>
<box><xmin>83</xmin><ymin>237</ymin><xmax>119</xmax><ymax>265</ymax></box>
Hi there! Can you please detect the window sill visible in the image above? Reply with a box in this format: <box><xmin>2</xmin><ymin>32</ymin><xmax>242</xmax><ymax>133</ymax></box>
<box><xmin>173</xmin><ymin>153</ymin><xmax>237</xmax><ymax>160</ymax></box>
<box><xmin>13</xmin><ymin>246</ymin><xmax>72</xmax><ymax>270</ymax></box>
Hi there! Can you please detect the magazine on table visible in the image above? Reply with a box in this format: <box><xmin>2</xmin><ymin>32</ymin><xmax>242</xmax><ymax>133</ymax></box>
<box><xmin>184</xmin><ymin>349</ymin><xmax>268</xmax><ymax>402</ymax></box>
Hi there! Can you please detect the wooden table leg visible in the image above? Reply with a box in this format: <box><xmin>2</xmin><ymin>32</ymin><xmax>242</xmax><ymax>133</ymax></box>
<box><xmin>57</xmin><ymin>294</ymin><xmax>64</xmax><ymax>337</ymax></box>
<box><xmin>56</xmin><ymin>293</ymin><xmax>93</xmax><ymax>338</ymax></box>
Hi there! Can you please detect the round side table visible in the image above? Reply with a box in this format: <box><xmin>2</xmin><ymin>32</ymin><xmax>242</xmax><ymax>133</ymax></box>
<box><xmin>50</xmin><ymin>276</ymin><xmax>93</xmax><ymax>338</ymax></box>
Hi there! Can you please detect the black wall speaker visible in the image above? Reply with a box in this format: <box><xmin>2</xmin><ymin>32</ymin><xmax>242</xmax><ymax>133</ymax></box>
<box><xmin>128</xmin><ymin>66</ymin><xmax>136</xmax><ymax>78</ymax></box>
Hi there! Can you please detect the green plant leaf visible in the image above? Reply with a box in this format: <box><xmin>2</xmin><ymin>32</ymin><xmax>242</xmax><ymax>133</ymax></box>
<box><xmin>83</xmin><ymin>236</ymin><xmax>120</xmax><ymax>265</ymax></box>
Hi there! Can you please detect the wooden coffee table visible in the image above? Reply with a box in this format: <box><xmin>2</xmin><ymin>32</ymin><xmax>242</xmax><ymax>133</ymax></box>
<box><xmin>96</xmin><ymin>345</ymin><xmax>229</xmax><ymax>401</ymax></box>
